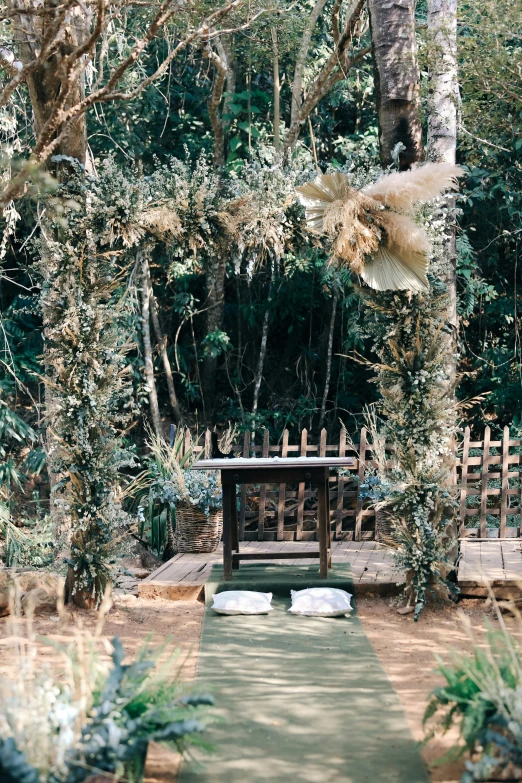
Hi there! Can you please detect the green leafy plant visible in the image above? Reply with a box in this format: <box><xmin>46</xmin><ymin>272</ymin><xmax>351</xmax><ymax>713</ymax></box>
<box><xmin>0</xmin><ymin>503</ymin><xmax>55</xmax><ymax>568</ymax></box>
<box><xmin>125</xmin><ymin>426</ymin><xmax>195</xmax><ymax>558</ymax></box>
<box><xmin>0</xmin><ymin>594</ymin><xmax>214</xmax><ymax>783</ymax></box>
<box><xmin>424</xmin><ymin>597</ymin><xmax>522</xmax><ymax>782</ymax></box>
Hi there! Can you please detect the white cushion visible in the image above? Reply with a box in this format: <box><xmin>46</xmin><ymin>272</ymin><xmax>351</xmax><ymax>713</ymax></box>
<box><xmin>211</xmin><ymin>590</ymin><xmax>273</xmax><ymax>615</ymax></box>
<box><xmin>288</xmin><ymin>587</ymin><xmax>353</xmax><ymax>617</ymax></box>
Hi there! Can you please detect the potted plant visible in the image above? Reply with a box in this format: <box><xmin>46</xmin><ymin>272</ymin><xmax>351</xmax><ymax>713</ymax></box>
<box><xmin>172</xmin><ymin>467</ymin><xmax>223</xmax><ymax>554</ymax></box>
<box><xmin>358</xmin><ymin>473</ymin><xmax>396</xmax><ymax>545</ymax></box>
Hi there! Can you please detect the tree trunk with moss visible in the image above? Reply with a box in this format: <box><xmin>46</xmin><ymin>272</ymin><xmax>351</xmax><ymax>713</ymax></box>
<box><xmin>201</xmin><ymin>255</ymin><xmax>227</xmax><ymax>420</ymax></box>
<box><xmin>368</xmin><ymin>0</ymin><xmax>424</xmax><ymax>169</ymax></box>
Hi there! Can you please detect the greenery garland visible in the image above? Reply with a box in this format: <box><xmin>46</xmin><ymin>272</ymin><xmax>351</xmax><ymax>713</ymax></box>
<box><xmin>40</xmin><ymin>172</ymin><xmax>133</xmax><ymax>608</ymax></box>
<box><xmin>362</xmin><ymin>283</ymin><xmax>458</xmax><ymax>619</ymax></box>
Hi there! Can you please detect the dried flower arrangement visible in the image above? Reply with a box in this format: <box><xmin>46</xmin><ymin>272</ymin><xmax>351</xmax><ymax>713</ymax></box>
<box><xmin>296</xmin><ymin>162</ymin><xmax>463</xmax><ymax>292</ymax></box>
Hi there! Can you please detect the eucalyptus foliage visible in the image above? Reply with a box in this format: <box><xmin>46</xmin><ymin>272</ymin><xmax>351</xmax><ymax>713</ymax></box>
<box><xmin>0</xmin><ymin>631</ymin><xmax>213</xmax><ymax>783</ymax></box>
<box><xmin>363</xmin><ymin>283</ymin><xmax>458</xmax><ymax>619</ymax></box>
<box><xmin>40</xmin><ymin>167</ymin><xmax>135</xmax><ymax>606</ymax></box>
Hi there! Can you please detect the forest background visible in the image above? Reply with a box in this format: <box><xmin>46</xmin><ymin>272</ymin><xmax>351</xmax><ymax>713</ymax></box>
<box><xmin>0</xmin><ymin>0</ymin><xmax>520</xmax><ymax>519</ymax></box>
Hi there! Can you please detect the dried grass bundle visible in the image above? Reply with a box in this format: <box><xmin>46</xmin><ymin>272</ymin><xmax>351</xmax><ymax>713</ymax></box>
<box><xmin>322</xmin><ymin>190</ymin><xmax>382</xmax><ymax>275</ymax></box>
<box><xmin>296</xmin><ymin>163</ymin><xmax>463</xmax><ymax>292</ymax></box>
<box><xmin>140</xmin><ymin>203</ymin><xmax>183</xmax><ymax>240</ymax></box>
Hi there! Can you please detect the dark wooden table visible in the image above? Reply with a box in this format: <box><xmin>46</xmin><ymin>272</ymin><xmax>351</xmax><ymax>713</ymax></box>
<box><xmin>192</xmin><ymin>457</ymin><xmax>355</xmax><ymax>580</ymax></box>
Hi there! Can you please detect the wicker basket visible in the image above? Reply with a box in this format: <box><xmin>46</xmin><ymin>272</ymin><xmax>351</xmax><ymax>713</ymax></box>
<box><xmin>174</xmin><ymin>501</ymin><xmax>223</xmax><ymax>553</ymax></box>
<box><xmin>375</xmin><ymin>507</ymin><xmax>397</xmax><ymax>547</ymax></box>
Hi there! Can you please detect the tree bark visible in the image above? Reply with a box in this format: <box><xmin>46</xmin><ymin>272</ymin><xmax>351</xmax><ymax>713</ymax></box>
<box><xmin>290</xmin><ymin>0</ymin><xmax>329</xmax><ymax>129</ymax></box>
<box><xmin>318</xmin><ymin>288</ymin><xmax>338</xmax><ymax>432</ymax></box>
<box><xmin>368</xmin><ymin>0</ymin><xmax>424</xmax><ymax>169</ymax></box>
<box><xmin>252</xmin><ymin>269</ymin><xmax>275</xmax><ymax>417</ymax></box>
<box><xmin>12</xmin><ymin>1</ymin><xmax>88</xmax><ymax>170</ymax></box>
<box><xmin>205</xmin><ymin>35</ymin><xmax>235</xmax><ymax>169</ymax></box>
<box><xmin>271</xmin><ymin>27</ymin><xmax>281</xmax><ymax>151</ymax></box>
<box><xmin>140</xmin><ymin>251</ymin><xmax>162</xmax><ymax>437</ymax></box>
<box><xmin>149</xmin><ymin>290</ymin><xmax>183</xmax><ymax>424</ymax></box>
<box><xmin>427</xmin><ymin>0</ymin><xmax>459</xmax><ymax>335</ymax></box>
<box><xmin>201</xmin><ymin>254</ymin><xmax>227</xmax><ymax>420</ymax></box>
<box><xmin>282</xmin><ymin>0</ymin><xmax>367</xmax><ymax>160</ymax></box>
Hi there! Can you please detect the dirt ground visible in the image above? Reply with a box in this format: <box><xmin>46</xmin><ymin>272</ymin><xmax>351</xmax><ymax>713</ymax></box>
<box><xmin>0</xmin><ymin>591</ymin><xmax>513</xmax><ymax>783</ymax></box>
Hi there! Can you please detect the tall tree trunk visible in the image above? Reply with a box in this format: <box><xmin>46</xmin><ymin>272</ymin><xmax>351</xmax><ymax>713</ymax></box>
<box><xmin>427</xmin><ymin>0</ymin><xmax>459</xmax><ymax>337</ymax></box>
<box><xmin>318</xmin><ymin>289</ymin><xmax>338</xmax><ymax>432</ymax></box>
<box><xmin>283</xmin><ymin>0</ymin><xmax>367</xmax><ymax>160</ymax></box>
<box><xmin>368</xmin><ymin>0</ymin><xmax>424</xmax><ymax>169</ymax></box>
<box><xmin>271</xmin><ymin>27</ymin><xmax>280</xmax><ymax>151</ymax></box>
<box><xmin>252</xmin><ymin>269</ymin><xmax>275</xmax><ymax>418</ymax></box>
<box><xmin>201</xmin><ymin>254</ymin><xmax>227</xmax><ymax>420</ymax></box>
<box><xmin>141</xmin><ymin>251</ymin><xmax>162</xmax><ymax>437</ymax></box>
<box><xmin>17</xmin><ymin>2</ymin><xmax>88</xmax><ymax>507</ymax></box>
<box><xmin>15</xmin><ymin>2</ymin><xmax>88</xmax><ymax>169</ymax></box>
<box><xmin>290</xmin><ymin>0</ymin><xmax>329</xmax><ymax>129</ymax></box>
<box><xmin>206</xmin><ymin>35</ymin><xmax>235</xmax><ymax>169</ymax></box>
<box><xmin>149</xmin><ymin>291</ymin><xmax>183</xmax><ymax>424</ymax></box>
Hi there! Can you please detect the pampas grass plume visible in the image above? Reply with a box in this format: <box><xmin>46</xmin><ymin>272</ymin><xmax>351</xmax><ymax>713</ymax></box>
<box><xmin>363</xmin><ymin>162</ymin><xmax>464</xmax><ymax>212</ymax></box>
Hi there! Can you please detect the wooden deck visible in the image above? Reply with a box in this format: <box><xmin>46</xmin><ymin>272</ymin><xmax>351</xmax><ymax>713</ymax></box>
<box><xmin>138</xmin><ymin>541</ymin><xmax>403</xmax><ymax>600</ymax></box>
<box><xmin>457</xmin><ymin>538</ymin><xmax>522</xmax><ymax>597</ymax></box>
<box><xmin>138</xmin><ymin>539</ymin><xmax>522</xmax><ymax>601</ymax></box>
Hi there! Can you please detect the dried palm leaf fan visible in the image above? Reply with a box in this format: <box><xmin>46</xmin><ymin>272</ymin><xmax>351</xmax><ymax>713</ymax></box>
<box><xmin>296</xmin><ymin>163</ymin><xmax>464</xmax><ymax>292</ymax></box>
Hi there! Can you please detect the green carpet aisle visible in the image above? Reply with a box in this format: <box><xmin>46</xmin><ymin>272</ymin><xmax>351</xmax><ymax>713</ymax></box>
<box><xmin>179</xmin><ymin>564</ymin><xmax>429</xmax><ymax>783</ymax></box>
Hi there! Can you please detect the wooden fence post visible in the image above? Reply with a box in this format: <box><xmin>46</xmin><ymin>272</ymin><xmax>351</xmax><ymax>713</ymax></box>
<box><xmin>239</xmin><ymin>430</ymin><xmax>250</xmax><ymax>540</ymax></box>
<box><xmin>296</xmin><ymin>428</ymin><xmax>308</xmax><ymax>540</ymax></box>
<box><xmin>500</xmin><ymin>425</ymin><xmax>509</xmax><ymax>538</ymax></box>
<box><xmin>319</xmin><ymin>428</ymin><xmax>329</xmax><ymax>539</ymax></box>
<box><xmin>459</xmin><ymin>426</ymin><xmax>470</xmax><ymax>537</ymax></box>
<box><xmin>336</xmin><ymin>428</ymin><xmax>347</xmax><ymax>538</ymax></box>
<box><xmin>277</xmin><ymin>429</ymin><xmax>289</xmax><ymax>539</ymax></box>
<box><xmin>257</xmin><ymin>429</ymin><xmax>269</xmax><ymax>540</ymax></box>
<box><xmin>480</xmin><ymin>425</ymin><xmax>491</xmax><ymax>537</ymax></box>
<box><xmin>355</xmin><ymin>427</ymin><xmax>367</xmax><ymax>541</ymax></box>
<box><xmin>204</xmin><ymin>429</ymin><xmax>212</xmax><ymax>459</ymax></box>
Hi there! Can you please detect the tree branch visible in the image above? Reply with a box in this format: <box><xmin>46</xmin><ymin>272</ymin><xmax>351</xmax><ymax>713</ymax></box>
<box><xmin>283</xmin><ymin>0</ymin><xmax>367</xmax><ymax>160</ymax></box>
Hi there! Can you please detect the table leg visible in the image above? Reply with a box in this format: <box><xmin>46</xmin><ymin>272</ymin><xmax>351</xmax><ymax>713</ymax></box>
<box><xmin>318</xmin><ymin>474</ymin><xmax>328</xmax><ymax>579</ymax></box>
<box><xmin>325</xmin><ymin>468</ymin><xmax>332</xmax><ymax>568</ymax></box>
<box><xmin>231</xmin><ymin>482</ymin><xmax>240</xmax><ymax>569</ymax></box>
<box><xmin>222</xmin><ymin>482</ymin><xmax>233</xmax><ymax>581</ymax></box>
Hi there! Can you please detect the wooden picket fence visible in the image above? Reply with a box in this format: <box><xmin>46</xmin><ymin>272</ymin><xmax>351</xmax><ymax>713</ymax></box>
<box><xmin>190</xmin><ymin>427</ymin><xmax>388</xmax><ymax>542</ymax></box>
<box><xmin>186</xmin><ymin>425</ymin><xmax>522</xmax><ymax>541</ymax></box>
<box><xmin>458</xmin><ymin>425</ymin><xmax>522</xmax><ymax>539</ymax></box>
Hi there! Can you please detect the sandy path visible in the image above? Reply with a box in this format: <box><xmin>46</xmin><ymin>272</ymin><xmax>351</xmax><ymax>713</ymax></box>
<box><xmin>0</xmin><ymin>593</ymin><xmax>511</xmax><ymax>782</ymax></box>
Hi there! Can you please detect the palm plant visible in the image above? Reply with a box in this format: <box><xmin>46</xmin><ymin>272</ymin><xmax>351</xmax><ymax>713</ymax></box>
<box><xmin>125</xmin><ymin>427</ymin><xmax>195</xmax><ymax>559</ymax></box>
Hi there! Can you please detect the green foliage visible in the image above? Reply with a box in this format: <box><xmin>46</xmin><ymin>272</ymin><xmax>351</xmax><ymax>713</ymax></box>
<box><xmin>0</xmin><ymin>502</ymin><xmax>55</xmax><ymax>568</ymax></box>
<box><xmin>0</xmin><ymin>627</ymin><xmax>213</xmax><ymax>783</ymax></box>
<box><xmin>60</xmin><ymin>637</ymin><xmax>213</xmax><ymax>783</ymax></box>
<box><xmin>424</xmin><ymin>608</ymin><xmax>522</xmax><ymax>782</ymax></box>
<box><xmin>362</xmin><ymin>282</ymin><xmax>458</xmax><ymax>618</ymax></box>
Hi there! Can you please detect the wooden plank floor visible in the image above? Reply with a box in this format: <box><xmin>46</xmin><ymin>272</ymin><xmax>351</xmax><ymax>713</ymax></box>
<box><xmin>139</xmin><ymin>539</ymin><xmax>522</xmax><ymax>601</ymax></box>
<box><xmin>458</xmin><ymin>539</ymin><xmax>522</xmax><ymax>592</ymax></box>
<box><xmin>138</xmin><ymin>541</ymin><xmax>403</xmax><ymax>599</ymax></box>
